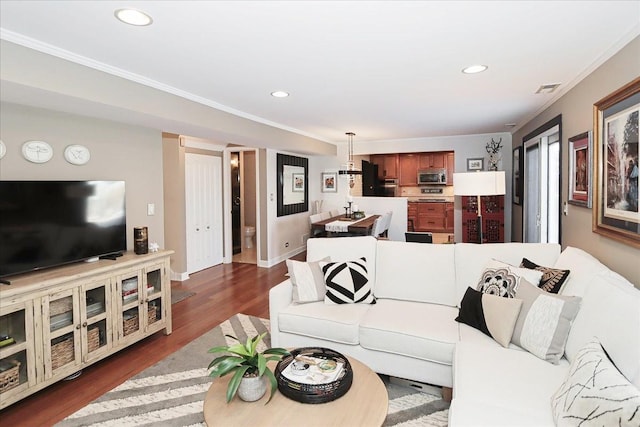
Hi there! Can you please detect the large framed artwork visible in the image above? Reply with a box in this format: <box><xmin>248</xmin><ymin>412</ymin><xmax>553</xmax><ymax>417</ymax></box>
<box><xmin>568</xmin><ymin>131</ymin><xmax>592</xmax><ymax>208</ymax></box>
<box><xmin>593</xmin><ymin>77</ymin><xmax>640</xmax><ymax>247</ymax></box>
<box><xmin>512</xmin><ymin>146</ymin><xmax>523</xmax><ymax>205</ymax></box>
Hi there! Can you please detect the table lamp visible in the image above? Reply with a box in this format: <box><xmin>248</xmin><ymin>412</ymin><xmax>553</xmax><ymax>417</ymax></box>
<box><xmin>453</xmin><ymin>171</ymin><xmax>506</xmax><ymax>244</ymax></box>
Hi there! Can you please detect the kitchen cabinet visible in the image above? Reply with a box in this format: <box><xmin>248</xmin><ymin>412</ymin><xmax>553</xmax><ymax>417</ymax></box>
<box><xmin>408</xmin><ymin>202</ymin><xmax>454</xmax><ymax>233</ymax></box>
<box><xmin>407</xmin><ymin>202</ymin><xmax>418</xmax><ymax>231</ymax></box>
<box><xmin>0</xmin><ymin>251</ymin><xmax>172</xmax><ymax>409</ymax></box>
<box><xmin>370</xmin><ymin>154</ymin><xmax>398</xmax><ymax>179</ymax></box>
<box><xmin>461</xmin><ymin>196</ymin><xmax>504</xmax><ymax>243</ymax></box>
<box><xmin>399</xmin><ymin>154</ymin><xmax>419</xmax><ymax>186</ymax></box>
<box><xmin>419</xmin><ymin>152</ymin><xmax>446</xmax><ymax>169</ymax></box>
<box><xmin>446</xmin><ymin>152</ymin><xmax>455</xmax><ymax>186</ymax></box>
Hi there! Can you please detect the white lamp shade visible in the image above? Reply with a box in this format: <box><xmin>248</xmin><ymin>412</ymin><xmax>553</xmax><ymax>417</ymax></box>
<box><xmin>453</xmin><ymin>171</ymin><xmax>506</xmax><ymax>196</ymax></box>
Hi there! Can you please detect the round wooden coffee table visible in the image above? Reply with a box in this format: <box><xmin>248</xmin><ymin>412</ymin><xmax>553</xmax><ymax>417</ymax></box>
<box><xmin>203</xmin><ymin>355</ymin><xmax>388</xmax><ymax>426</ymax></box>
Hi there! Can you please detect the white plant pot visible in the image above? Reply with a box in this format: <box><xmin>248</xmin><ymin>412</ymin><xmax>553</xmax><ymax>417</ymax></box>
<box><xmin>237</xmin><ymin>375</ymin><xmax>267</xmax><ymax>402</ymax></box>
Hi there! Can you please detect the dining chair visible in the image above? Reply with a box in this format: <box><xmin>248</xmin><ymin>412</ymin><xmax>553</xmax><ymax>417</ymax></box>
<box><xmin>405</xmin><ymin>232</ymin><xmax>433</xmax><ymax>243</ymax></box>
<box><xmin>380</xmin><ymin>211</ymin><xmax>393</xmax><ymax>238</ymax></box>
<box><xmin>330</xmin><ymin>209</ymin><xmax>342</xmax><ymax>218</ymax></box>
<box><xmin>320</xmin><ymin>211</ymin><xmax>332</xmax><ymax>220</ymax></box>
<box><xmin>370</xmin><ymin>217</ymin><xmax>386</xmax><ymax>238</ymax></box>
<box><xmin>309</xmin><ymin>213</ymin><xmax>328</xmax><ymax>238</ymax></box>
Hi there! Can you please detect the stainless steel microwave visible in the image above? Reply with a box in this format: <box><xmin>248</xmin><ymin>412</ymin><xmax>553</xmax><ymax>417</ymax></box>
<box><xmin>417</xmin><ymin>169</ymin><xmax>447</xmax><ymax>185</ymax></box>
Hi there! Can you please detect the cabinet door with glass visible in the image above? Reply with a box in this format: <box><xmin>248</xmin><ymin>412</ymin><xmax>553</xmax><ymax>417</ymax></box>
<box><xmin>114</xmin><ymin>271</ymin><xmax>144</xmax><ymax>344</ymax></box>
<box><xmin>42</xmin><ymin>289</ymin><xmax>82</xmax><ymax>380</ymax></box>
<box><xmin>142</xmin><ymin>262</ymin><xmax>167</xmax><ymax>335</ymax></box>
<box><xmin>80</xmin><ymin>277</ymin><xmax>112</xmax><ymax>363</ymax></box>
<box><xmin>0</xmin><ymin>300</ymin><xmax>36</xmax><ymax>407</ymax></box>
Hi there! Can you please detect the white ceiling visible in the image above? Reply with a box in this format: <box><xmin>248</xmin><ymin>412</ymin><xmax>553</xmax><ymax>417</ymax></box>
<box><xmin>1</xmin><ymin>1</ymin><xmax>639</xmax><ymax>149</ymax></box>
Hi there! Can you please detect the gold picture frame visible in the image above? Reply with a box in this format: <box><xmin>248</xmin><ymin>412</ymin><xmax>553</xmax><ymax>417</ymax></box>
<box><xmin>592</xmin><ymin>77</ymin><xmax>640</xmax><ymax>247</ymax></box>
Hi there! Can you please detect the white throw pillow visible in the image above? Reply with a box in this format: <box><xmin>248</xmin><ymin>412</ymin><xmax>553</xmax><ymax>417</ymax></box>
<box><xmin>511</xmin><ymin>278</ymin><xmax>581</xmax><ymax>364</ymax></box>
<box><xmin>286</xmin><ymin>257</ymin><xmax>330</xmax><ymax>303</ymax></box>
<box><xmin>551</xmin><ymin>338</ymin><xmax>640</xmax><ymax>426</ymax></box>
<box><xmin>320</xmin><ymin>257</ymin><xmax>376</xmax><ymax>305</ymax></box>
<box><xmin>476</xmin><ymin>259</ymin><xmax>543</xmax><ymax>298</ymax></box>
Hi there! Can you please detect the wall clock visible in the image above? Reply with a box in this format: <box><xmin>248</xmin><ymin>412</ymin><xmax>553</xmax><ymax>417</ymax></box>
<box><xmin>0</xmin><ymin>140</ymin><xmax>5</xmax><ymax>159</ymax></box>
<box><xmin>22</xmin><ymin>140</ymin><xmax>53</xmax><ymax>163</ymax></box>
<box><xmin>64</xmin><ymin>144</ymin><xmax>91</xmax><ymax>165</ymax></box>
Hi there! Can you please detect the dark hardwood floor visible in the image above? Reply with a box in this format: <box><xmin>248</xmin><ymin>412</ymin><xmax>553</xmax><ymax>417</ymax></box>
<box><xmin>1</xmin><ymin>255</ymin><xmax>304</xmax><ymax>426</ymax></box>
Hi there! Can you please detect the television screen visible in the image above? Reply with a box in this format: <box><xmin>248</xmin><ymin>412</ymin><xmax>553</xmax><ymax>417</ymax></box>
<box><xmin>0</xmin><ymin>181</ymin><xmax>126</xmax><ymax>278</ymax></box>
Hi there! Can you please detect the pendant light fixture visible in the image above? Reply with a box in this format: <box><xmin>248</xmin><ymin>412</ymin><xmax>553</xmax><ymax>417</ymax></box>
<box><xmin>338</xmin><ymin>132</ymin><xmax>362</xmax><ymax>188</ymax></box>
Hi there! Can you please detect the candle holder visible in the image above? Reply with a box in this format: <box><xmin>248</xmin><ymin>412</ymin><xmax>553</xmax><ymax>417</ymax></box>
<box><xmin>344</xmin><ymin>201</ymin><xmax>353</xmax><ymax>219</ymax></box>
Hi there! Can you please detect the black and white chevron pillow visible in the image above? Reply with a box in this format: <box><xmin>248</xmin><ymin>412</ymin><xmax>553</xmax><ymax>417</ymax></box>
<box><xmin>551</xmin><ymin>338</ymin><xmax>640</xmax><ymax>426</ymax></box>
<box><xmin>320</xmin><ymin>257</ymin><xmax>376</xmax><ymax>305</ymax></box>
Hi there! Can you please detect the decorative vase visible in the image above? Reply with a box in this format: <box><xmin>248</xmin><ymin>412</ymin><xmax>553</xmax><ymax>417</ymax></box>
<box><xmin>237</xmin><ymin>375</ymin><xmax>267</xmax><ymax>402</ymax></box>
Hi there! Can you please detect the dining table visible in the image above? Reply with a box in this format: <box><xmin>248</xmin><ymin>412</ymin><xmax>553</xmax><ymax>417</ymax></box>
<box><xmin>311</xmin><ymin>214</ymin><xmax>380</xmax><ymax>237</ymax></box>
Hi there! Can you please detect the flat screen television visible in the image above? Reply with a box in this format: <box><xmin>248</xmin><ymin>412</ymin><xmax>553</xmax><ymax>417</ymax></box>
<box><xmin>0</xmin><ymin>181</ymin><xmax>127</xmax><ymax>279</ymax></box>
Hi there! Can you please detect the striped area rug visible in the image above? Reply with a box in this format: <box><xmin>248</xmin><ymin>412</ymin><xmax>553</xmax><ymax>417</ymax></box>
<box><xmin>57</xmin><ymin>314</ymin><xmax>448</xmax><ymax>426</ymax></box>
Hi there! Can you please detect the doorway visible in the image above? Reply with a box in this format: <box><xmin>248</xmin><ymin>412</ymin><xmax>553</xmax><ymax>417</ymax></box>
<box><xmin>523</xmin><ymin>116</ymin><xmax>562</xmax><ymax>244</ymax></box>
<box><xmin>228</xmin><ymin>150</ymin><xmax>258</xmax><ymax>264</ymax></box>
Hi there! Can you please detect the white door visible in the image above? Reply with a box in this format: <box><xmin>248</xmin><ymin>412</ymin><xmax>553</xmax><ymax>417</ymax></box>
<box><xmin>185</xmin><ymin>153</ymin><xmax>223</xmax><ymax>274</ymax></box>
<box><xmin>523</xmin><ymin>124</ymin><xmax>560</xmax><ymax>243</ymax></box>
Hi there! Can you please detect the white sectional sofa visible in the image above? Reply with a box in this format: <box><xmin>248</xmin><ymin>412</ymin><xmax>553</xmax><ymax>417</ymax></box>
<box><xmin>269</xmin><ymin>236</ymin><xmax>640</xmax><ymax>426</ymax></box>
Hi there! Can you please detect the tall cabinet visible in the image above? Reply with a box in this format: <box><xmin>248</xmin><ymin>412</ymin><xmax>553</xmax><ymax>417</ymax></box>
<box><xmin>461</xmin><ymin>196</ymin><xmax>505</xmax><ymax>243</ymax></box>
<box><xmin>0</xmin><ymin>251</ymin><xmax>172</xmax><ymax>409</ymax></box>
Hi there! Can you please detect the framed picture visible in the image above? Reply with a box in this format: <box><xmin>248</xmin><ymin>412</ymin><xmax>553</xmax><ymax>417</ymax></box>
<box><xmin>568</xmin><ymin>131</ymin><xmax>592</xmax><ymax>208</ymax></box>
<box><xmin>593</xmin><ymin>77</ymin><xmax>640</xmax><ymax>247</ymax></box>
<box><xmin>321</xmin><ymin>172</ymin><xmax>338</xmax><ymax>193</ymax></box>
<box><xmin>292</xmin><ymin>173</ymin><xmax>305</xmax><ymax>192</ymax></box>
<box><xmin>512</xmin><ymin>147</ymin><xmax>523</xmax><ymax>205</ymax></box>
<box><xmin>467</xmin><ymin>157</ymin><xmax>484</xmax><ymax>171</ymax></box>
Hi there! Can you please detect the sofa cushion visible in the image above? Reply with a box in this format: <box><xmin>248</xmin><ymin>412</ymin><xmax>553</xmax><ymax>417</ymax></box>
<box><xmin>286</xmin><ymin>257</ymin><xmax>330</xmax><ymax>303</ymax></box>
<box><xmin>564</xmin><ymin>271</ymin><xmax>640</xmax><ymax>388</ymax></box>
<box><xmin>359</xmin><ymin>299</ymin><xmax>459</xmax><ymax>365</ymax></box>
<box><xmin>453</xmin><ymin>340</ymin><xmax>569</xmax><ymax>423</ymax></box>
<box><xmin>454</xmin><ymin>243</ymin><xmax>560</xmax><ymax>304</ymax></box>
<box><xmin>512</xmin><ymin>278</ymin><xmax>581</xmax><ymax>364</ymax></box>
<box><xmin>476</xmin><ymin>259</ymin><xmax>543</xmax><ymax>298</ymax></box>
<box><xmin>551</xmin><ymin>339</ymin><xmax>640</xmax><ymax>427</ymax></box>
<box><xmin>520</xmin><ymin>257</ymin><xmax>570</xmax><ymax>293</ymax></box>
<box><xmin>320</xmin><ymin>257</ymin><xmax>376</xmax><ymax>304</ymax></box>
<box><xmin>277</xmin><ymin>301</ymin><xmax>370</xmax><ymax>344</ymax></box>
<box><xmin>553</xmin><ymin>246</ymin><xmax>609</xmax><ymax>297</ymax></box>
<box><xmin>375</xmin><ymin>240</ymin><xmax>457</xmax><ymax>305</ymax></box>
<box><xmin>455</xmin><ymin>287</ymin><xmax>522</xmax><ymax>347</ymax></box>
<box><xmin>449</xmin><ymin>398</ymin><xmax>554</xmax><ymax>427</ymax></box>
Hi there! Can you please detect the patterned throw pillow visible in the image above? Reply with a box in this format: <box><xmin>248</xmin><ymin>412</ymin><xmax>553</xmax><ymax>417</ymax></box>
<box><xmin>320</xmin><ymin>257</ymin><xmax>376</xmax><ymax>305</ymax></box>
<box><xmin>551</xmin><ymin>339</ymin><xmax>640</xmax><ymax>426</ymax></box>
<box><xmin>476</xmin><ymin>259</ymin><xmax>543</xmax><ymax>298</ymax></box>
<box><xmin>286</xmin><ymin>257</ymin><xmax>330</xmax><ymax>303</ymax></box>
<box><xmin>511</xmin><ymin>278</ymin><xmax>581</xmax><ymax>364</ymax></box>
<box><xmin>520</xmin><ymin>257</ymin><xmax>570</xmax><ymax>293</ymax></box>
<box><xmin>455</xmin><ymin>287</ymin><xmax>523</xmax><ymax>347</ymax></box>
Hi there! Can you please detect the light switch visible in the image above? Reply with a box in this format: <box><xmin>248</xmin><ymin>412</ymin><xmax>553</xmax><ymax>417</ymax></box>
<box><xmin>147</xmin><ymin>203</ymin><xmax>155</xmax><ymax>216</ymax></box>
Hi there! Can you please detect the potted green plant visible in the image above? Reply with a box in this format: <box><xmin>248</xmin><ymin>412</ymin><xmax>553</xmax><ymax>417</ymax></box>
<box><xmin>208</xmin><ymin>332</ymin><xmax>289</xmax><ymax>403</ymax></box>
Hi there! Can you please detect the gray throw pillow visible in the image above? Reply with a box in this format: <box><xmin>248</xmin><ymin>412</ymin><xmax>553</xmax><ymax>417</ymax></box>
<box><xmin>512</xmin><ymin>278</ymin><xmax>581</xmax><ymax>364</ymax></box>
<box><xmin>286</xmin><ymin>257</ymin><xmax>330</xmax><ymax>303</ymax></box>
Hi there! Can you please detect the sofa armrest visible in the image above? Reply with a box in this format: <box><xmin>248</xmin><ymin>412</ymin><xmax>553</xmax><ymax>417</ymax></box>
<box><xmin>269</xmin><ymin>279</ymin><xmax>293</xmax><ymax>347</ymax></box>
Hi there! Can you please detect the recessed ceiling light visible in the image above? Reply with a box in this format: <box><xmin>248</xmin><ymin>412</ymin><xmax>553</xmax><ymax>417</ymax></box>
<box><xmin>271</xmin><ymin>91</ymin><xmax>289</xmax><ymax>98</ymax></box>
<box><xmin>505</xmin><ymin>123</ymin><xmax>517</xmax><ymax>128</ymax></box>
<box><xmin>535</xmin><ymin>83</ymin><xmax>561</xmax><ymax>94</ymax></box>
<box><xmin>462</xmin><ymin>64</ymin><xmax>488</xmax><ymax>74</ymax></box>
<box><xmin>114</xmin><ymin>8</ymin><xmax>153</xmax><ymax>26</ymax></box>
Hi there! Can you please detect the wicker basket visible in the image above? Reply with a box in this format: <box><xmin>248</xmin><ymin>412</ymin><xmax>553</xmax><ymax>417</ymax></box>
<box><xmin>123</xmin><ymin>314</ymin><xmax>139</xmax><ymax>336</ymax></box>
<box><xmin>147</xmin><ymin>306</ymin><xmax>158</xmax><ymax>325</ymax></box>
<box><xmin>51</xmin><ymin>336</ymin><xmax>74</xmax><ymax>370</ymax></box>
<box><xmin>275</xmin><ymin>347</ymin><xmax>352</xmax><ymax>404</ymax></box>
<box><xmin>0</xmin><ymin>361</ymin><xmax>20</xmax><ymax>393</ymax></box>
<box><xmin>87</xmin><ymin>327</ymin><xmax>100</xmax><ymax>352</ymax></box>
<box><xmin>50</xmin><ymin>298</ymin><xmax>73</xmax><ymax>316</ymax></box>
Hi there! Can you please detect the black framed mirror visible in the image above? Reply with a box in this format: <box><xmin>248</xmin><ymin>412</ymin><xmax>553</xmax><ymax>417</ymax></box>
<box><xmin>277</xmin><ymin>153</ymin><xmax>308</xmax><ymax>217</ymax></box>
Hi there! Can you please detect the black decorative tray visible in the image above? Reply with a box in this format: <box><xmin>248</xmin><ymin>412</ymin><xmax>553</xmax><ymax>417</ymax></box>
<box><xmin>275</xmin><ymin>347</ymin><xmax>353</xmax><ymax>404</ymax></box>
